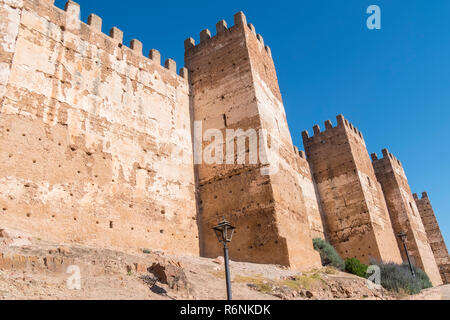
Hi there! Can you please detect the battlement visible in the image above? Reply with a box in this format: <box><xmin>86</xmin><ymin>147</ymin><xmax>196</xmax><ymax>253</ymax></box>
<box><xmin>47</xmin><ymin>0</ymin><xmax>188</xmax><ymax>80</ymax></box>
<box><xmin>414</xmin><ymin>192</ymin><xmax>429</xmax><ymax>201</ymax></box>
<box><xmin>371</xmin><ymin>149</ymin><xmax>403</xmax><ymax>167</ymax></box>
<box><xmin>302</xmin><ymin>114</ymin><xmax>365</xmax><ymax>143</ymax></box>
<box><xmin>293</xmin><ymin>146</ymin><xmax>307</xmax><ymax>160</ymax></box>
<box><xmin>184</xmin><ymin>11</ymin><xmax>272</xmax><ymax>58</ymax></box>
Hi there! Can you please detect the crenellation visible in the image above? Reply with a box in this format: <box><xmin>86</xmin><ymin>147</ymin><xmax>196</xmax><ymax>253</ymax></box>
<box><xmin>216</xmin><ymin>20</ymin><xmax>228</xmax><ymax>34</ymax></box>
<box><xmin>179</xmin><ymin>67</ymin><xmax>189</xmax><ymax>80</ymax></box>
<box><xmin>324</xmin><ymin>120</ymin><xmax>333</xmax><ymax>130</ymax></box>
<box><xmin>313</xmin><ymin>125</ymin><xmax>321</xmax><ymax>135</ymax></box>
<box><xmin>234</xmin><ymin>11</ymin><xmax>247</xmax><ymax>26</ymax></box>
<box><xmin>200</xmin><ymin>29</ymin><xmax>211</xmax><ymax>42</ymax></box>
<box><xmin>256</xmin><ymin>34</ymin><xmax>264</xmax><ymax>46</ymax></box>
<box><xmin>265</xmin><ymin>46</ymin><xmax>272</xmax><ymax>57</ymax></box>
<box><xmin>302</xmin><ymin>130</ymin><xmax>310</xmax><ymax>140</ymax></box>
<box><xmin>165</xmin><ymin>58</ymin><xmax>177</xmax><ymax>72</ymax></box>
<box><xmin>87</xmin><ymin>14</ymin><xmax>102</xmax><ymax>31</ymax></box>
<box><xmin>109</xmin><ymin>27</ymin><xmax>123</xmax><ymax>44</ymax></box>
<box><xmin>184</xmin><ymin>37</ymin><xmax>195</xmax><ymax>50</ymax></box>
<box><xmin>130</xmin><ymin>39</ymin><xmax>143</xmax><ymax>54</ymax></box>
<box><xmin>336</xmin><ymin>114</ymin><xmax>346</xmax><ymax>126</ymax></box>
<box><xmin>149</xmin><ymin>49</ymin><xmax>161</xmax><ymax>65</ymax></box>
<box><xmin>248</xmin><ymin>23</ymin><xmax>256</xmax><ymax>35</ymax></box>
<box><xmin>64</xmin><ymin>0</ymin><xmax>79</xmax><ymax>13</ymax></box>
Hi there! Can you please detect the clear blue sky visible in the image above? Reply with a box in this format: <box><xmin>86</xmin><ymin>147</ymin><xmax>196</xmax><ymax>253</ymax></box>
<box><xmin>54</xmin><ymin>0</ymin><xmax>450</xmax><ymax>245</ymax></box>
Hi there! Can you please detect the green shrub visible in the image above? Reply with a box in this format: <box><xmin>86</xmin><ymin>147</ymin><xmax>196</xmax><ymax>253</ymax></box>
<box><xmin>345</xmin><ymin>258</ymin><xmax>369</xmax><ymax>278</ymax></box>
<box><xmin>313</xmin><ymin>238</ymin><xmax>345</xmax><ymax>271</ymax></box>
<box><xmin>369</xmin><ymin>259</ymin><xmax>432</xmax><ymax>295</ymax></box>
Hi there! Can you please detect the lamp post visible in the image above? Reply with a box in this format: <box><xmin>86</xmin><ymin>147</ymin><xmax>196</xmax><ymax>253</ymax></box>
<box><xmin>397</xmin><ymin>232</ymin><xmax>416</xmax><ymax>278</ymax></box>
<box><xmin>213</xmin><ymin>217</ymin><xmax>236</xmax><ymax>300</ymax></box>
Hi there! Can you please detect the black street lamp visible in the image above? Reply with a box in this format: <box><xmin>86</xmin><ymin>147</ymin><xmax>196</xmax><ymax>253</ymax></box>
<box><xmin>213</xmin><ymin>217</ymin><xmax>236</xmax><ymax>300</ymax></box>
<box><xmin>397</xmin><ymin>232</ymin><xmax>416</xmax><ymax>278</ymax></box>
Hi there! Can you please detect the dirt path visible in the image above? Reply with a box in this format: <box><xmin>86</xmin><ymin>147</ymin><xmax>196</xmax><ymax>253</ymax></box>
<box><xmin>409</xmin><ymin>285</ymin><xmax>450</xmax><ymax>300</ymax></box>
<box><xmin>0</xmin><ymin>239</ymin><xmax>443</xmax><ymax>300</ymax></box>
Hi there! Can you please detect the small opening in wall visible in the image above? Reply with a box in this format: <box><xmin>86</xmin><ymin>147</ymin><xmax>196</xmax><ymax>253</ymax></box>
<box><xmin>367</xmin><ymin>177</ymin><xmax>372</xmax><ymax>187</ymax></box>
<box><xmin>110</xmin><ymin>221</ymin><xmax>113</xmax><ymax>229</ymax></box>
<box><xmin>160</xmin><ymin>230</ymin><xmax>164</xmax><ymax>234</ymax></box>
<box><xmin>131</xmin><ymin>227</ymin><xmax>134</xmax><ymax>231</ymax></box>
<box><xmin>73</xmin><ymin>217</ymin><xmax>77</xmax><ymax>221</ymax></box>
<box><xmin>96</xmin><ymin>221</ymin><xmax>99</xmax><ymax>225</ymax></box>
<box><xmin>26</xmin><ymin>213</ymin><xmax>31</xmax><ymax>217</ymax></box>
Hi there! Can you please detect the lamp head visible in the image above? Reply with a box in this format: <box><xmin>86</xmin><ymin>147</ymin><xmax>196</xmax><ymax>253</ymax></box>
<box><xmin>213</xmin><ymin>217</ymin><xmax>236</xmax><ymax>244</ymax></box>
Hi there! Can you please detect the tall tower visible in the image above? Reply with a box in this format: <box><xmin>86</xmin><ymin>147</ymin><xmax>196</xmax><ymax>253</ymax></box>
<box><xmin>414</xmin><ymin>192</ymin><xmax>450</xmax><ymax>284</ymax></box>
<box><xmin>302</xmin><ymin>115</ymin><xmax>402</xmax><ymax>264</ymax></box>
<box><xmin>372</xmin><ymin>150</ymin><xmax>442</xmax><ymax>285</ymax></box>
<box><xmin>184</xmin><ymin>12</ymin><xmax>321</xmax><ymax>269</ymax></box>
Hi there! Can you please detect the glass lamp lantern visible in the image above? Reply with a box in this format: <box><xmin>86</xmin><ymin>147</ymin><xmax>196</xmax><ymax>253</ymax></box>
<box><xmin>213</xmin><ymin>217</ymin><xmax>236</xmax><ymax>245</ymax></box>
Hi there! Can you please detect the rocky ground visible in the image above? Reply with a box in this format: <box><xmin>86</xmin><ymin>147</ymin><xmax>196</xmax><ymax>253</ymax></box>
<box><xmin>0</xmin><ymin>227</ymin><xmax>448</xmax><ymax>300</ymax></box>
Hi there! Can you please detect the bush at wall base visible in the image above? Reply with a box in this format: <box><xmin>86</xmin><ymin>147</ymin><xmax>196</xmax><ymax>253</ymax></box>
<box><xmin>345</xmin><ymin>258</ymin><xmax>369</xmax><ymax>278</ymax></box>
<box><xmin>312</xmin><ymin>238</ymin><xmax>345</xmax><ymax>271</ymax></box>
<box><xmin>369</xmin><ymin>260</ymin><xmax>432</xmax><ymax>295</ymax></box>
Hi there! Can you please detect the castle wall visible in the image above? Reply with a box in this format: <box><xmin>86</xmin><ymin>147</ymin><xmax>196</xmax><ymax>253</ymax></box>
<box><xmin>372</xmin><ymin>151</ymin><xmax>442</xmax><ymax>285</ymax></box>
<box><xmin>185</xmin><ymin>13</ymin><xmax>321</xmax><ymax>269</ymax></box>
<box><xmin>0</xmin><ymin>0</ymin><xmax>199</xmax><ymax>255</ymax></box>
<box><xmin>415</xmin><ymin>192</ymin><xmax>450</xmax><ymax>284</ymax></box>
<box><xmin>303</xmin><ymin>116</ymin><xmax>402</xmax><ymax>264</ymax></box>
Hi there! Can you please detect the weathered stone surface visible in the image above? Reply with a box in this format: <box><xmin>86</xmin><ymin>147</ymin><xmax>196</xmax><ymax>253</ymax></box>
<box><xmin>185</xmin><ymin>13</ymin><xmax>321</xmax><ymax>270</ymax></box>
<box><xmin>372</xmin><ymin>150</ymin><xmax>442</xmax><ymax>286</ymax></box>
<box><xmin>415</xmin><ymin>193</ymin><xmax>450</xmax><ymax>284</ymax></box>
<box><xmin>0</xmin><ymin>1</ymin><xmax>447</xmax><ymax>282</ymax></box>
<box><xmin>0</xmin><ymin>0</ymin><xmax>198</xmax><ymax>256</ymax></box>
<box><xmin>303</xmin><ymin>116</ymin><xmax>402</xmax><ymax>264</ymax></box>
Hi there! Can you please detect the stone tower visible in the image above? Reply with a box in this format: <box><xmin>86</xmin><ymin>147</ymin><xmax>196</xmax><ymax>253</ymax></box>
<box><xmin>184</xmin><ymin>12</ymin><xmax>321</xmax><ymax>269</ymax></box>
<box><xmin>414</xmin><ymin>192</ymin><xmax>450</xmax><ymax>284</ymax></box>
<box><xmin>372</xmin><ymin>150</ymin><xmax>442</xmax><ymax>286</ymax></box>
<box><xmin>302</xmin><ymin>115</ymin><xmax>402</xmax><ymax>264</ymax></box>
